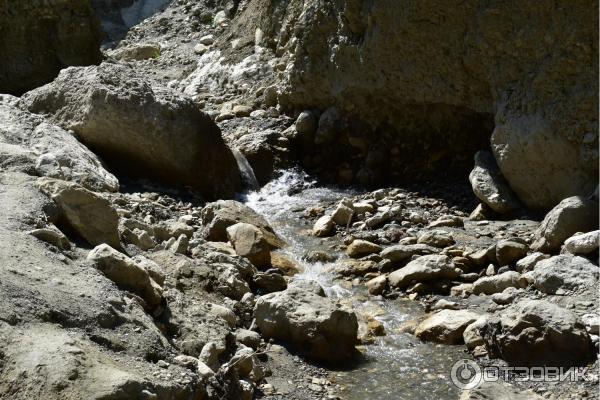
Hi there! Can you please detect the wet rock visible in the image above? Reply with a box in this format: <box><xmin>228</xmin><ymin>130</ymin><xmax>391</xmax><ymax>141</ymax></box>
<box><xmin>472</xmin><ymin>271</ymin><xmax>527</xmax><ymax>295</ymax></box>
<box><xmin>417</xmin><ymin>230</ymin><xmax>455</xmax><ymax>248</ymax></box>
<box><xmin>532</xmin><ymin>254</ymin><xmax>599</xmax><ymax>294</ymax></box>
<box><xmin>495</xmin><ymin>239</ymin><xmax>528</xmax><ymax>266</ymax></box>
<box><xmin>346</xmin><ymin>239</ymin><xmax>382</xmax><ymax>258</ymax></box>
<box><xmin>201</xmin><ymin>200</ymin><xmax>283</xmax><ymax>247</ymax></box>
<box><xmin>21</xmin><ymin>63</ymin><xmax>241</xmax><ymax>199</ymax></box>
<box><xmin>562</xmin><ymin>230</ymin><xmax>599</xmax><ymax>255</ymax></box>
<box><xmin>227</xmin><ymin>222</ymin><xmax>272</xmax><ymax>267</ymax></box>
<box><xmin>532</xmin><ymin>196</ymin><xmax>599</xmax><ymax>253</ymax></box>
<box><xmin>0</xmin><ymin>104</ymin><xmax>119</xmax><ymax>192</ymax></box>
<box><xmin>254</xmin><ymin>287</ymin><xmax>358</xmax><ymax>364</ymax></box>
<box><xmin>0</xmin><ymin>1</ymin><xmax>102</xmax><ymax>95</ymax></box>
<box><xmin>469</xmin><ymin>151</ymin><xmax>521</xmax><ymax>214</ymax></box>
<box><xmin>333</xmin><ymin>259</ymin><xmax>379</xmax><ymax>277</ymax></box>
<box><xmin>380</xmin><ymin>243</ymin><xmax>439</xmax><ymax>262</ymax></box>
<box><xmin>415</xmin><ymin>309</ymin><xmax>480</xmax><ymax>344</ymax></box>
<box><xmin>37</xmin><ymin>178</ymin><xmax>120</xmax><ymax>248</ymax></box>
<box><xmin>483</xmin><ymin>299</ymin><xmax>592</xmax><ymax>366</ymax></box>
<box><xmin>313</xmin><ymin>215</ymin><xmax>334</xmax><ymax>237</ymax></box>
<box><xmin>389</xmin><ymin>255</ymin><xmax>460</xmax><ymax>289</ymax></box>
<box><xmin>366</xmin><ymin>275</ymin><xmax>387</xmax><ymax>295</ymax></box>
<box><xmin>270</xmin><ymin>252</ymin><xmax>303</xmax><ymax>276</ymax></box>
<box><xmin>87</xmin><ymin>244</ymin><xmax>162</xmax><ymax>308</ymax></box>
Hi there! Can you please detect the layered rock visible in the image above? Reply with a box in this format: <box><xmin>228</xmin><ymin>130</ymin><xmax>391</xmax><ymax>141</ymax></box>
<box><xmin>20</xmin><ymin>63</ymin><xmax>241</xmax><ymax>199</ymax></box>
<box><xmin>0</xmin><ymin>0</ymin><xmax>102</xmax><ymax>95</ymax></box>
<box><xmin>0</xmin><ymin>104</ymin><xmax>118</xmax><ymax>192</ymax></box>
<box><xmin>242</xmin><ymin>0</ymin><xmax>598</xmax><ymax>210</ymax></box>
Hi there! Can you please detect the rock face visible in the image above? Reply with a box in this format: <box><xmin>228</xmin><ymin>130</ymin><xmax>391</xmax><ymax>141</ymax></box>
<box><xmin>532</xmin><ymin>196</ymin><xmax>599</xmax><ymax>252</ymax></box>
<box><xmin>483</xmin><ymin>300</ymin><xmax>592</xmax><ymax>367</ymax></box>
<box><xmin>20</xmin><ymin>63</ymin><xmax>241</xmax><ymax>199</ymax></box>
<box><xmin>37</xmin><ymin>178</ymin><xmax>121</xmax><ymax>248</ymax></box>
<box><xmin>251</xmin><ymin>0</ymin><xmax>598</xmax><ymax>210</ymax></box>
<box><xmin>0</xmin><ymin>104</ymin><xmax>119</xmax><ymax>192</ymax></box>
<box><xmin>254</xmin><ymin>287</ymin><xmax>358</xmax><ymax>364</ymax></box>
<box><xmin>0</xmin><ymin>0</ymin><xmax>102</xmax><ymax>95</ymax></box>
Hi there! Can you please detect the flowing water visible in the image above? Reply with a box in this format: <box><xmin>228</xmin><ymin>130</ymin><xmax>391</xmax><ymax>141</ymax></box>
<box><xmin>242</xmin><ymin>170</ymin><xmax>468</xmax><ymax>400</ymax></box>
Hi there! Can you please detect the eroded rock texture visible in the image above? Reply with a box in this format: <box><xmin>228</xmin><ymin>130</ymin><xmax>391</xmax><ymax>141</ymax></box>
<box><xmin>242</xmin><ymin>0</ymin><xmax>598</xmax><ymax>210</ymax></box>
<box><xmin>0</xmin><ymin>0</ymin><xmax>102</xmax><ymax>95</ymax></box>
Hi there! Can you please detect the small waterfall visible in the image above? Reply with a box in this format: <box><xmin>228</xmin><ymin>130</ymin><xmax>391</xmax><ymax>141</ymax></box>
<box><xmin>232</xmin><ymin>148</ymin><xmax>260</xmax><ymax>192</ymax></box>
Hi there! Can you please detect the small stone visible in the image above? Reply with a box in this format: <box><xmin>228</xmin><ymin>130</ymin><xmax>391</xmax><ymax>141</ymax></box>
<box><xmin>346</xmin><ymin>239</ymin><xmax>382</xmax><ymax>258</ymax></box>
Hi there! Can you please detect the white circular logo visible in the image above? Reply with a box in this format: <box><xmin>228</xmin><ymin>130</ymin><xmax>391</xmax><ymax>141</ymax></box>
<box><xmin>450</xmin><ymin>359</ymin><xmax>482</xmax><ymax>389</ymax></box>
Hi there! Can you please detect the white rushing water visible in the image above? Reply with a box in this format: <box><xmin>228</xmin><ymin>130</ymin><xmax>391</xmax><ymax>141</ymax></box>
<box><xmin>241</xmin><ymin>169</ymin><xmax>467</xmax><ymax>400</ymax></box>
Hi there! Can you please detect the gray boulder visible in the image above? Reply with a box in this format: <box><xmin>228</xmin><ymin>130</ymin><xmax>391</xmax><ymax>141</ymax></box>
<box><xmin>201</xmin><ymin>200</ymin><xmax>283</xmax><ymax>247</ymax></box>
<box><xmin>562</xmin><ymin>230</ymin><xmax>599</xmax><ymax>255</ymax></box>
<box><xmin>388</xmin><ymin>255</ymin><xmax>460</xmax><ymax>289</ymax></box>
<box><xmin>37</xmin><ymin>178</ymin><xmax>121</xmax><ymax>248</ymax></box>
<box><xmin>469</xmin><ymin>151</ymin><xmax>520</xmax><ymax>214</ymax></box>
<box><xmin>532</xmin><ymin>254</ymin><xmax>599</xmax><ymax>294</ymax></box>
<box><xmin>254</xmin><ymin>287</ymin><xmax>358</xmax><ymax>364</ymax></box>
<box><xmin>483</xmin><ymin>300</ymin><xmax>592</xmax><ymax>366</ymax></box>
<box><xmin>20</xmin><ymin>63</ymin><xmax>241</xmax><ymax>199</ymax></box>
<box><xmin>532</xmin><ymin>196</ymin><xmax>599</xmax><ymax>253</ymax></box>
<box><xmin>415</xmin><ymin>309</ymin><xmax>480</xmax><ymax>344</ymax></box>
<box><xmin>0</xmin><ymin>104</ymin><xmax>118</xmax><ymax>192</ymax></box>
<box><xmin>226</xmin><ymin>222</ymin><xmax>272</xmax><ymax>267</ymax></box>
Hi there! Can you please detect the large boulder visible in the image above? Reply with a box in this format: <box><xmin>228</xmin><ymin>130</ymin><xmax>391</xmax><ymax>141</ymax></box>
<box><xmin>20</xmin><ymin>63</ymin><xmax>241</xmax><ymax>199</ymax></box>
<box><xmin>388</xmin><ymin>255</ymin><xmax>460</xmax><ymax>289</ymax></box>
<box><xmin>36</xmin><ymin>178</ymin><xmax>120</xmax><ymax>248</ymax></box>
<box><xmin>532</xmin><ymin>254</ymin><xmax>599</xmax><ymax>294</ymax></box>
<box><xmin>469</xmin><ymin>151</ymin><xmax>520</xmax><ymax>214</ymax></box>
<box><xmin>226</xmin><ymin>222</ymin><xmax>272</xmax><ymax>267</ymax></box>
<box><xmin>200</xmin><ymin>200</ymin><xmax>283</xmax><ymax>247</ymax></box>
<box><xmin>532</xmin><ymin>196</ymin><xmax>599</xmax><ymax>253</ymax></box>
<box><xmin>254</xmin><ymin>287</ymin><xmax>358</xmax><ymax>364</ymax></box>
<box><xmin>0</xmin><ymin>0</ymin><xmax>102</xmax><ymax>95</ymax></box>
<box><xmin>482</xmin><ymin>300</ymin><xmax>592</xmax><ymax>366</ymax></box>
<box><xmin>0</xmin><ymin>104</ymin><xmax>118</xmax><ymax>192</ymax></box>
<box><xmin>563</xmin><ymin>230</ymin><xmax>599</xmax><ymax>255</ymax></box>
<box><xmin>415</xmin><ymin>309</ymin><xmax>480</xmax><ymax>344</ymax></box>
